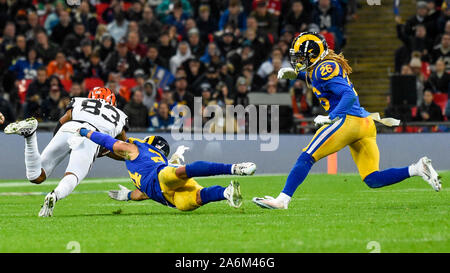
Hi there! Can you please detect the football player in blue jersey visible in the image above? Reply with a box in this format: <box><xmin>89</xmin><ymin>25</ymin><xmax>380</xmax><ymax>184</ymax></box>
<box><xmin>73</xmin><ymin>128</ymin><xmax>256</xmax><ymax>211</ymax></box>
<box><xmin>253</xmin><ymin>32</ymin><xmax>442</xmax><ymax>209</ymax></box>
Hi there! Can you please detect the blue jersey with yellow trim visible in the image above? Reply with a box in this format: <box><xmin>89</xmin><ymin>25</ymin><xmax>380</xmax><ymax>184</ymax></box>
<box><xmin>125</xmin><ymin>138</ymin><xmax>174</xmax><ymax>207</ymax></box>
<box><xmin>298</xmin><ymin>60</ymin><xmax>370</xmax><ymax>119</ymax></box>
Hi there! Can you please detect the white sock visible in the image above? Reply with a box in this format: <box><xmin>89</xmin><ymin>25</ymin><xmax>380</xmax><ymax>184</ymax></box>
<box><xmin>54</xmin><ymin>174</ymin><xmax>79</xmax><ymax>201</ymax></box>
<box><xmin>408</xmin><ymin>164</ymin><xmax>419</xmax><ymax>177</ymax></box>
<box><xmin>24</xmin><ymin>133</ymin><xmax>42</xmax><ymax>181</ymax></box>
<box><xmin>276</xmin><ymin>192</ymin><xmax>291</xmax><ymax>204</ymax></box>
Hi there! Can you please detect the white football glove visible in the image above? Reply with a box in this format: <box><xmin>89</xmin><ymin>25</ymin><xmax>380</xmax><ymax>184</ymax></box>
<box><xmin>277</xmin><ymin>67</ymin><xmax>298</xmax><ymax>80</ymax></box>
<box><xmin>108</xmin><ymin>184</ymin><xmax>132</xmax><ymax>201</ymax></box>
<box><xmin>313</xmin><ymin>115</ymin><xmax>340</xmax><ymax>127</ymax></box>
<box><xmin>168</xmin><ymin>145</ymin><xmax>190</xmax><ymax>165</ymax></box>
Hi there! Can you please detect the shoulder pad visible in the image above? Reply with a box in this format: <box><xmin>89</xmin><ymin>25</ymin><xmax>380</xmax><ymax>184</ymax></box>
<box><xmin>313</xmin><ymin>60</ymin><xmax>341</xmax><ymax>82</ymax></box>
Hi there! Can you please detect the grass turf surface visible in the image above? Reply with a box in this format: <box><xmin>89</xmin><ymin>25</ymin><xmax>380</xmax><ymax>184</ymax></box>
<box><xmin>0</xmin><ymin>173</ymin><xmax>448</xmax><ymax>253</ymax></box>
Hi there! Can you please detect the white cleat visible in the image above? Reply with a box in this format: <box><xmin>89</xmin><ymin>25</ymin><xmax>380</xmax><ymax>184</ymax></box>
<box><xmin>224</xmin><ymin>180</ymin><xmax>242</xmax><ymax>208</ymax></box>
<box><xmin>232</xmin><ymin>162</ymin><xmax>256</xmax><ymax>176</ymax></box>
<box><xmin>39</xmin><ymin>191</ymin><xmax>57</xmax><ymax>217</ymax></box>
<box><xmin>252</xmin><ymin>196</ymin><xmax>288</xmax><ymax>209</ymax></box>
<box><xmin>4</xmin><ymin>117</ymin><xmax>38</xmax><ymax>137</ymax></box>
<box><xmin>414</xmin><ymin>157</ymin><xmax>442</xmax><ymax>192</ymax></box>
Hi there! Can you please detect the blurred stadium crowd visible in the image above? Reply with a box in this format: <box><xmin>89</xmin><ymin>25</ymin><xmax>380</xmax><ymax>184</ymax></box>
<box><xmin>392</xmin><ymin>0</ymin><xmax>450</xmax><ymax>129</ymax></box>
<box><xmin>0</xmin><ymin>0</ymin><xmax>358</xmax><ymax>133</ymax></box>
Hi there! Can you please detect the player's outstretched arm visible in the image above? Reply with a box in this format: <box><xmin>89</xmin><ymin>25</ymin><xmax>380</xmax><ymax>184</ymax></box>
<box><xmin>79</xmin><ymin>128</ymin><xmax>139</xmax><ymax>161</ymax></box>
<box><xmin>108</xmin><ymin>184</ymin><xmax>149</xmax><ymax>201</ymax></box>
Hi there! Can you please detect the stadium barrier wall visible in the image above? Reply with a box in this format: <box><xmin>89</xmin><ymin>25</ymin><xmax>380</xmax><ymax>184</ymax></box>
<box><xmin>0</xmin><ymin>132</ymin><xmax>448</xmax><ymax>180</ymax></box>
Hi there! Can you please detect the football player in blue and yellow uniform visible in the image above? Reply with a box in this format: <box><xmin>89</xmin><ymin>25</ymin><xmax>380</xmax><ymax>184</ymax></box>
<box><xmin>76</xmin><ymin>129</ymin><xmax>256</xmax><ymax>211</ymax></box>
<box><xmin>253</xmin><ymin>32</ymin><xmax>442</xmax><ymax>209</ymax></box>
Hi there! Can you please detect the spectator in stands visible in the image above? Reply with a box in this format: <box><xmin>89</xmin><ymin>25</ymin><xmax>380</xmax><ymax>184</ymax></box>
<box><xmin>141</xmin><ymin>43</ymin><xmax>169</xmax><ymax>71</ymax></box>
<box><xmin>169</xmin><ymin>41</ymin><xmax>192</xmax><ymax>74</ymax></box>
<box><xmin>234</xmin><ymin>76</ymin><xmax>250</xmax><ymax>107</ymax></box>
<box><xmin>69</xmin><ymin>82</ymin><xmax>85</xmax><ymax>98</ymax></box>
<box><xmin>127</xmin><ymin>1</ymin><xmax>144</xmax><ymax>21</ymax></box>
<box><xmin>73</xmin><ymin>39</ymin><xmax>93</xmax><ymax>80</ymax></box>
<box><xmin>403</xmin><ymin>1</ymin><xmax>430</xmax><ymax>38</ymax></box>
<box><xmin>5</xmin><ymin>34</ymin><xmax>27</xmax><ymax>68</ymax></box>
<box><xmin>409</xmin><ymin>56</ymin><xmax>426</xmax><ymax>105</ymax></box>
<box><xmin>192</xmin><ymin>65</ymin><xmax>220</xmax><ymax>96</ymax></box>
<box><xmin>148</xmin><ymin>101</ymin><xmax>174</xmax><ymax>131</ymax></box>
<box><xmin>73</xmin><ymin>1</ymin><xmax>98</xmax><ymax>36</ymax></box>
<box><xmin>24</xmin><ymin>66</ymin><xmax>49</xmax><ymax>118</ymax></box>
<box><xmin>165</xmin><ymin>1</ymin><xmax>190</xmax><ymax>36</ymax></box>
<box><xmin>217</xmin><ymin>30</ymin><xmax>238</xmax><ymax>59</ymax></box>
<box><xmin>425</xmin><ymin>58</ymin><xmax>450</xmax><ymax>93</ymax></box>
<box><xmin>127</xmin><ymin>31</ymin><xmax>147</xmax><ymax>61</ymax></box>
<box><xmin>62</xmin><ymin>21</ymin><xmax>87</xmax><ymax>56</ymax></box>
<box><xmin>41</xmin><ymin>82</ymin><xmax>68</xmax><ymax>121</ymax></box>
<box><xmin>139</xmin><ymin>5</ymin><xmax>162</xmax><ymax>45</ymax></box>
<box><xmin>142</xmin><ymin>79</ymin><xmax>158</xmax><ymax>110</ymax></box>
<box><xmin>311</xmin><ymin>0</ymin><xmax>344</xmax><ymax>50</ymax></box>
<box><xmin>219</xmin><ymin>0</ymin><xmax>247</xmax><ymax>32</ymax></box>
<box><xmin>49</xmin><ymin>10</ymin><xmax>72</xmax><ymax>46</ymax></box>
<box><xmin>106</xmin><ymin>73</ymin><xmax>127</xmax><ymax>110</ymax></box>
<box><xmin>83</xmin><ymin>50</ymin><xmax>106</xmax><ymax>81</ymax></box>
<box><xmin>250</xmin><ymin>0</ymin><xmax>279</xmax><ymax>40</ymax></box>
<box><xmin>187</xmin><ymin>28</ymin><xmax>205</xmax><ymax>59</ymax></box>
<box><xmin>184</xmin><ymin>57</ymin><xmax>204</xmax><ymax>88</ymax></box>
<box><xmin>430</xmin><ymin>33</ymin><xmax>450</xmax><ymax>70</ymax></box>
<box><xmin>173</xmin><ymin>76</ymin><xmax>194</xmax><ymax>112</ymax></box>
<box><xmin>283</xmin><ymin>0</ymin><xmax>310</xmax><ymax>32</ymax></box>
<box><xmin>104</xmin><ymin>38</ymin><xmax>140</xmax><ymax>78</ymax></box>
<box><xmin>158</xmin><ymin>31</ymin><xmax>177</xmax><ymax>64</ymax></box>
<box><xmin>1</xmin><ymin>22</ymin><xmax>16</xmax><ymax>53</ymax></box>
<box><xmin>256</xmin><ymin>47</ymin><xmax>290</xmax><ymax>83</ymax></box>
<box><xmin>156</xmin><ymin>0</ymin><xmax>192</xmax><ymax>22</ymax></box>
<box><xmin>96</xmin><ymin>33</ymin><xmax>115</xmax><ymax>62</ymax></box>
<box><xmin>415</xmin><ymin>90</ymin><xmax>444</xmax><ymax>121</ymax></box>
<box><xmin>124</xmin><ymin>90</ymin><xmax>149</xmax><ymax>128</ymax></box>
<box><xmin>46</xmin><ymin>51</ymin><xmax>74</xmax><ymax>80</ymax></box>
<box><xmin>199</xmin><ymin>82</ymin><xmax>213</xmax><ymax>106</ymax></box>
<box><xmin>24</xmin><ymin>12</ymin><xmax>41</xmax><ymax>41</ymax></box>
<box><xmin>35</xmin><ymin>30</ymin><xmax>59</xmax><ymax>65</ymax></box>
<box><xmin>196</xmin><ymin>4</ymin><xmax>218</xmax><ymax>42</ymax></box>
<box><xmin>107</xmin><ymin>11</ymin><xmax>129</xmax><ymax>43</ymax></box>
<box><xmin>396</xmin><ymin>23</ymin><xmax>433</xmax><ymax>72</ymax></box>
<box><xmin>8</xmin><ymin>47</ymin><xmax>42</xmax><ymax>80</ymax></box>
<box><xmin>210</xmin><ymin>81</ymin><xmax>234</xmax><ymax>107</ymax></box>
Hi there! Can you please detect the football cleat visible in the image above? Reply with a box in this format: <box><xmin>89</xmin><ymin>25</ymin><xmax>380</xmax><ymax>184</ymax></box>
<box><xmin>414</xmin><ymin>157</ymin><xmax>442</xmax><ymax>192</ymax></box>
<box><xmin>39</xmin><ymin>191</ymin><xmax>57</xmax><ymax>217</ymax></box>
<box><xmin>4</xmin><ymin>118</ymin><xmax>38</xmax><ymax>138</ymax></box>
<box><xmin>252</xmin><ymin>196</ymin><xmax>288</xmax><ymax>209</ymax></box>
<box><xmin>232</xmin><ymin>162</ymin><xmax>256</xmax><ymax>176</ymax></box>
<box><xmin>224</xmin><ymin>180</ymin><xmax>242</xmax><ymax>208</ymax></box>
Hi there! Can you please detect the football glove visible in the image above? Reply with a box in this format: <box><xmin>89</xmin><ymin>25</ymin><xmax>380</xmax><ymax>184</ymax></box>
<box><xmin>108</xmin><ymin>184</ymin><xmax>131</xmax><ymax>201</ymax></box>
<box><xmin>168</xmin><ymin>145</ymin><xmax>190</xmax><ymax>165</ymax></box>
<box><xmin>277</xmin><ymin>67</ymin><xmax>298</xmax><ymax>80</ymax></box>
<box><xmin>313</xmin><ymin>115</ymin><xmax>340</xmax><ymax>127</ymax></box>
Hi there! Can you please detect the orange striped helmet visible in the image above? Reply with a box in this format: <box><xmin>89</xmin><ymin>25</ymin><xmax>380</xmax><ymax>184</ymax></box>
<box><xmin>88</xmin><ymin>87</ymin><xmax>116</xmax><ymax>106</ymax></box>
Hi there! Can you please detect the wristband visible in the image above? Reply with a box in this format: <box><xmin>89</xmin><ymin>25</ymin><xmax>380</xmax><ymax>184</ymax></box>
<box><xmin>127</xmin><ymin>191</ymin><xmax>132</xmax><ymax>201</ymax></box>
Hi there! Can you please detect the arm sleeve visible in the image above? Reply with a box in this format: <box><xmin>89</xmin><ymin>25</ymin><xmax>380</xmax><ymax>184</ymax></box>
<box><xmin>87</xmin><ymin>131</ymin><xmax>119</xmax><ymax>152</ymax></box>
<box><xmin>324</xmin><ymin>77</ymin><xmax>357</xmax><ymax>120</ymax></box>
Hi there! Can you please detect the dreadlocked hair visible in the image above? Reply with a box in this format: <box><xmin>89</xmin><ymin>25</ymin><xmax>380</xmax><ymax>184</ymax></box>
<box><xmin>321</xmin><ymin>49</ymin><xmax>353</xmax><ymax>75</ymax></box>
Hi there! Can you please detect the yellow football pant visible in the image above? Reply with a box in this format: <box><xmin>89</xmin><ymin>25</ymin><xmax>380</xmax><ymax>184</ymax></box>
<box><xmin>158</xmin><ymin>166</ymin><xmax>204</xmax><ymax>211</ymax></box>
<box><xmin>303</xmin><ymin>115</ymin><xmax>380</xmax><ymax>180</ymax></box>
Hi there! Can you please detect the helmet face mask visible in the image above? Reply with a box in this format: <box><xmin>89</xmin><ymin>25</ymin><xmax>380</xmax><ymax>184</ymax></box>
<box><xmin>144</xmin><ymin>135</ymin><xmax>170</xmax><ymax>158</ymax></box>
<box><xmin>290</xmin><ymin>32</ymin><xmax>329</xmax><ymax>72</ymax></box>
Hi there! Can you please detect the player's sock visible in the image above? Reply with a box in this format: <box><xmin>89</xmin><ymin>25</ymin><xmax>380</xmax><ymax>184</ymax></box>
<box><xmin>199</xmin><ymin>186</ymin><xmax>226</xmax><ymax>205</ymax></box>
<box><xmin>54</xmin><ymin>174</ymin><xmax>79</xmax><ymax>201</ymax></box>
<box><xmin>363</xmin><ymin>167</ymin><xmax>410</xmax><ymax>188</ymax></box>
<box><xmin>185</xmin><ymin>161</ymin><xmax>233</xmax><ymax>178</ymax></box>
<box><xmin>24</xmin><ymin>132</ymin><xmax>42</xmax><ymax>181</ymax></box>
<box><xmin>281</xmin><ymin>152</ymin><xmax>315</xmax><ymax>197</ymax></box>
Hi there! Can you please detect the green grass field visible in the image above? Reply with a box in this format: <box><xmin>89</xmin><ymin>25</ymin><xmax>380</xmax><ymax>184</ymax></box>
<box><xmin>0</xmin><ymin>173</ymin><xmax>448</xmax><ymax>253</ymax></box>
